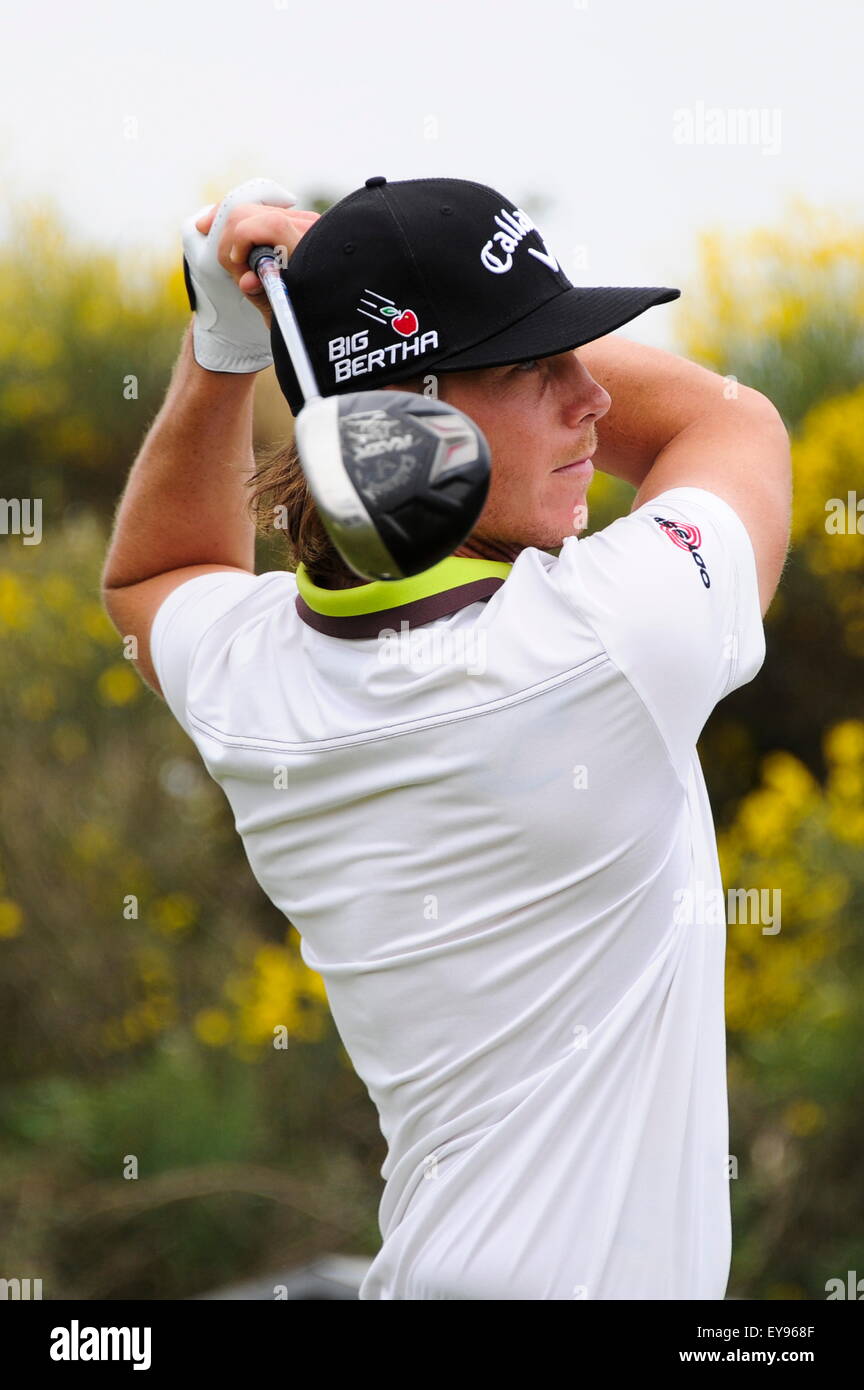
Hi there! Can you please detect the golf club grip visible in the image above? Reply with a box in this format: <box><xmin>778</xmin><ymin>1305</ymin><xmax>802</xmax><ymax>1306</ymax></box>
<box><xmin>248</xmin><ymin>244</ymin><xmax>276</xmax><ymax>277</ymax></box>
<box><xmin>249</xmin><ymin>244</ymin><xmax>320</xmax><ymax>403</ymax></box>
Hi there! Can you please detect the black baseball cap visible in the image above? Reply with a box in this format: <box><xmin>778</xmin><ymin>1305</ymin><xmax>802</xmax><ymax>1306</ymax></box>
<box><xmin>271</xmin><ymin>175</ymin><xmax>680</xmax><ymax>416</ymax></box>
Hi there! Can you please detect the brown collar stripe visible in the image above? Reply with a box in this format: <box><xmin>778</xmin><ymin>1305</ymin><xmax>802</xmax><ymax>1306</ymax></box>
<box><xmin>295</xmin><ymin>577</ymin><xmax>507</xmax><ymax>638</ymax></box>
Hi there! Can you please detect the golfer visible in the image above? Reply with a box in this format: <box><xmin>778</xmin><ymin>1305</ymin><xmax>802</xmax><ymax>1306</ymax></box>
<box><xmin>102</xmin><ymin>175</ymin><xmax>791</xmax><ymax>1300</ymax></box>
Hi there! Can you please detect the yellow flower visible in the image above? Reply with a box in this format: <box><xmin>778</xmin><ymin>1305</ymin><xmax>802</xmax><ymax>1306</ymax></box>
<box><xmin>0</xmin><ymin>899</ymin><xmax>24</xmax><ymax>938</ymax></box>
<box><xmin>763</xmin><ymin>293</ymin><xmax>808</xmax><ymax>339</ymax></box>
<box><xmin>230</xmin><ymin>941</ymin><xmax>328</xmax><ymax>1048</ymax></box>
<box><xmin>761</xmin><ymin>751</ymin><xmax>820</xmax><ymax>813</ymax></box>
<box><xmin>150</xmin><ymin>892</ymin><xmax>198</xmax><ymax>935</ymax></box>
<box><xmin>827</xmin><ymin>806</ymin><xmax>864</xmax><ymax>845</ymax></box>
<box><xmin>97</xmin><ymin>662</ymin><xmax>140</xmax><ymax>706</ymax></box>
<box><xmin>195</xmin><ymin>1008</ymin><xmax>233</xmax><ymax>1047</ymax></box>
<box><xmin>824</xmin><ymin>719</ymin><xmax>864</xmax><ymax>766</ymax></box>
<box><xmin>81</xmin><ymin>602</ymin><xmax>118</xmax><ymax>645</ymax></box>
<box><xmin>828</xmin><ymin>767</ymin><xmax>864</xmax><ymax>803</ymax></box>
<box><xmin>0</xmin><ymin>571</ymin><xmax>35</xmax><ymax>629</ymax></box>
<box><xmin>736</xmin><ymin>788</ymin><xmax>789</xmax><ymax>854</ymax></box>
<box><xmin>769</xmin><ymin>857</ymin><xmax>809</xmax><ymax>909</ymax></box>
<box><xmin>801</xmin><ymin>872</ymin><xmax>850</xmax><ymax>921</ymax></box>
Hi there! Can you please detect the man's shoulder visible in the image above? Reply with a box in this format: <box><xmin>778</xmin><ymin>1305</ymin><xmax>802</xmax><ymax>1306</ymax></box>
<box><xmin>153</xmin><ymin>566</ymin><xmax>298</xmax><ymax>635</ymax></box>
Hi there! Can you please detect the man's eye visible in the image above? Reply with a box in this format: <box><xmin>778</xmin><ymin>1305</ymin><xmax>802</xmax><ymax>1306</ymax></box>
<box><xmin>514</xmin><ymin>359</ymin><xmax>540</xmax><ymax>373</ymax></box>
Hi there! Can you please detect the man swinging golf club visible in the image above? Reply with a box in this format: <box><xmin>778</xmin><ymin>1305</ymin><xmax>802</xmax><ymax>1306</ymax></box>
<box><xmin>102</xmin><ymin>174</ymin><xmax>791</xmax><ymax>1300</ymax></box>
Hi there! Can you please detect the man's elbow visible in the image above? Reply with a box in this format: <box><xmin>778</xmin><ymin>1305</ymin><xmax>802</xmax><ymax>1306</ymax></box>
<box><xmin>740</xmin><ymin>385</ymin><xmax>790</xmax><ymax>436</ymax></box>
<box><xmin>100</xmin><ymin>582</ymin><xmax>136</xmax><ymax>640</ymax></box>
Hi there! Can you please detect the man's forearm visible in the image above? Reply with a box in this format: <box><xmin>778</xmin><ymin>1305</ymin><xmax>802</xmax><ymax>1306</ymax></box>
<box><xmin>577</xmin><ymin>334</ymin><xmax>772</xmax><ymax>490</ymax></box>
<box><xmin>101</xmin><ymin>322</ymin><xmax>258</xmax><ymax>589</ymax></box>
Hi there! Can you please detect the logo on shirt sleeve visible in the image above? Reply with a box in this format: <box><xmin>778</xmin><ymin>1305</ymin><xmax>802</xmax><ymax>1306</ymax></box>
<box><xmin>652</xmin><ymin>515</ymin><xmax>711</xmax><ymax>588</ymax></box>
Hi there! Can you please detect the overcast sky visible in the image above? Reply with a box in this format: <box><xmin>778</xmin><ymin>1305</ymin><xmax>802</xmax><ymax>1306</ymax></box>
<box><xmin>2</xmin><ymin>0</ymin><xmax>861</xmax><ymax>349</ymax></box>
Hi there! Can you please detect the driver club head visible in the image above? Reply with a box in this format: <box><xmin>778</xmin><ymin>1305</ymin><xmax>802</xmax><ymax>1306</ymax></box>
<box><xmin>293</xmin><ymin>389</ymin><xmax>491</xmax><ymax>582</ymax></box>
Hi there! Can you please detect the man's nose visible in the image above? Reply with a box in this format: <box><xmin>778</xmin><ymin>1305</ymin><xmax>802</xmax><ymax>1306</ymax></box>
<box><xmin>560</xmin><ymin>352</ymin><xmax>612</xmax><ymax>423</ymax></box>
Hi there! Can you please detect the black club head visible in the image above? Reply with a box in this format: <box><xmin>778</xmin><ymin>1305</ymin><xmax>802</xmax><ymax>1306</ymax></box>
<box><xmin>294</xmin><ymin>389</ymin><xmax>491</xmax><ymax>581</ymax></box>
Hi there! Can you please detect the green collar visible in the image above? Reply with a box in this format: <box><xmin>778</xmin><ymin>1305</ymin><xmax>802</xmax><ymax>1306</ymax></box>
<box><xmin>294</xmin><ymin>555</ymin><xmax>513</xmax><ymax>638</ymax></box>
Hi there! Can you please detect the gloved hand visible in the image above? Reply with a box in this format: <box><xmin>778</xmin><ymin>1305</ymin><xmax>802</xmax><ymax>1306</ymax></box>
<box><xmin>181</xmin><ymin>177</ymin><xmax>298</xmax><ymax>373</ymax></box>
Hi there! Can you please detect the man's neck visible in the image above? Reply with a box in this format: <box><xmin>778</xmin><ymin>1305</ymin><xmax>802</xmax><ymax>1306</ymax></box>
<box><xmin>316</xmin><ymin>537</ymin><xmax>523</xmax><ymax>590</ymax></box>
<box><xmin>454</xmin><ymin>537</ymin><xmax>523</xmax><ymax>564</ymax></box>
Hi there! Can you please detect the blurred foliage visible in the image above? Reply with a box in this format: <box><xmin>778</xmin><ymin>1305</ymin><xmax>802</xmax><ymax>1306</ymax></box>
<box><xmin>716</xmin><ymin>733</ymin><xmax>864</xmax><ymax>1297</ymax></box>
<box><xmin>0</xmin><ymin>191</ymin><xmax>862</xmax><ymax>1299</ymax></box>
<box><xmin>676</xmin><ymin>195</ymin><xmax>864</xmax><ymax>430</ymax></box>
<box><xmin>0</xmin><ymin>198</ymin><xmax>304</xmax><ymax>535</ymax></box>
<box><xmin>0</xmin><ymin>199</ymin><xmax>189</xmax><ymax>518</ymax></box>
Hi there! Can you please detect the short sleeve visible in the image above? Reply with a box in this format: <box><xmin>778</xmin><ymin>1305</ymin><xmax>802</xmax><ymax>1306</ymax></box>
<box><xmin>554</xmin><ymin>486</ymin><xmax>766</xmax><ymax>780</ymax></box>
<box><xmin>149</xmin><ymin>571</ymin><xmax>266</xmax><ymax>733</ymax></box>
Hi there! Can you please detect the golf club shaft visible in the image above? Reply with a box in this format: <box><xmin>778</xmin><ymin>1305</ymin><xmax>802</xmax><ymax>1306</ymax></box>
<box><xmin>248</xmin><ymin>245</ymin><xmax>320</xmax><ymax>403</ymax></box>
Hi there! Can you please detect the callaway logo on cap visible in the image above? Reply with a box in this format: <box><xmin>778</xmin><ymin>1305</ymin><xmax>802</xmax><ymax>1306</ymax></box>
<box><xmin>271</xmin><ymin>175</ymin><xmax>681</xmax><ymax>416</ymax></box>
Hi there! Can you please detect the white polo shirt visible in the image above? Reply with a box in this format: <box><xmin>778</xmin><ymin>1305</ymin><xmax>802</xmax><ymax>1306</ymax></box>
<box><xmin>150</xmin><ymin>485</ymin><xmax>765</xmax><ymax>1301</ymax></box>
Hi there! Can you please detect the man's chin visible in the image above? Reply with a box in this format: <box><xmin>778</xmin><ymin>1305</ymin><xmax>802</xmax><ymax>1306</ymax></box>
<box><xmin>547</xmin><ymin>503</ymin><xmax>589</xmax><ymax>545</ymax></box>
<box><xmin>467</xmin><ymin>504</ymin><xmax>590</xmax><ymax>557</ymax></box>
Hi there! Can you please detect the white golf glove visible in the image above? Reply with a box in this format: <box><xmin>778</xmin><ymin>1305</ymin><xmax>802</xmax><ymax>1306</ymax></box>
<box><xmin>181</xmin><ymin>177</ymin><xmax>297</xmax><ymax>373</ymax></box>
